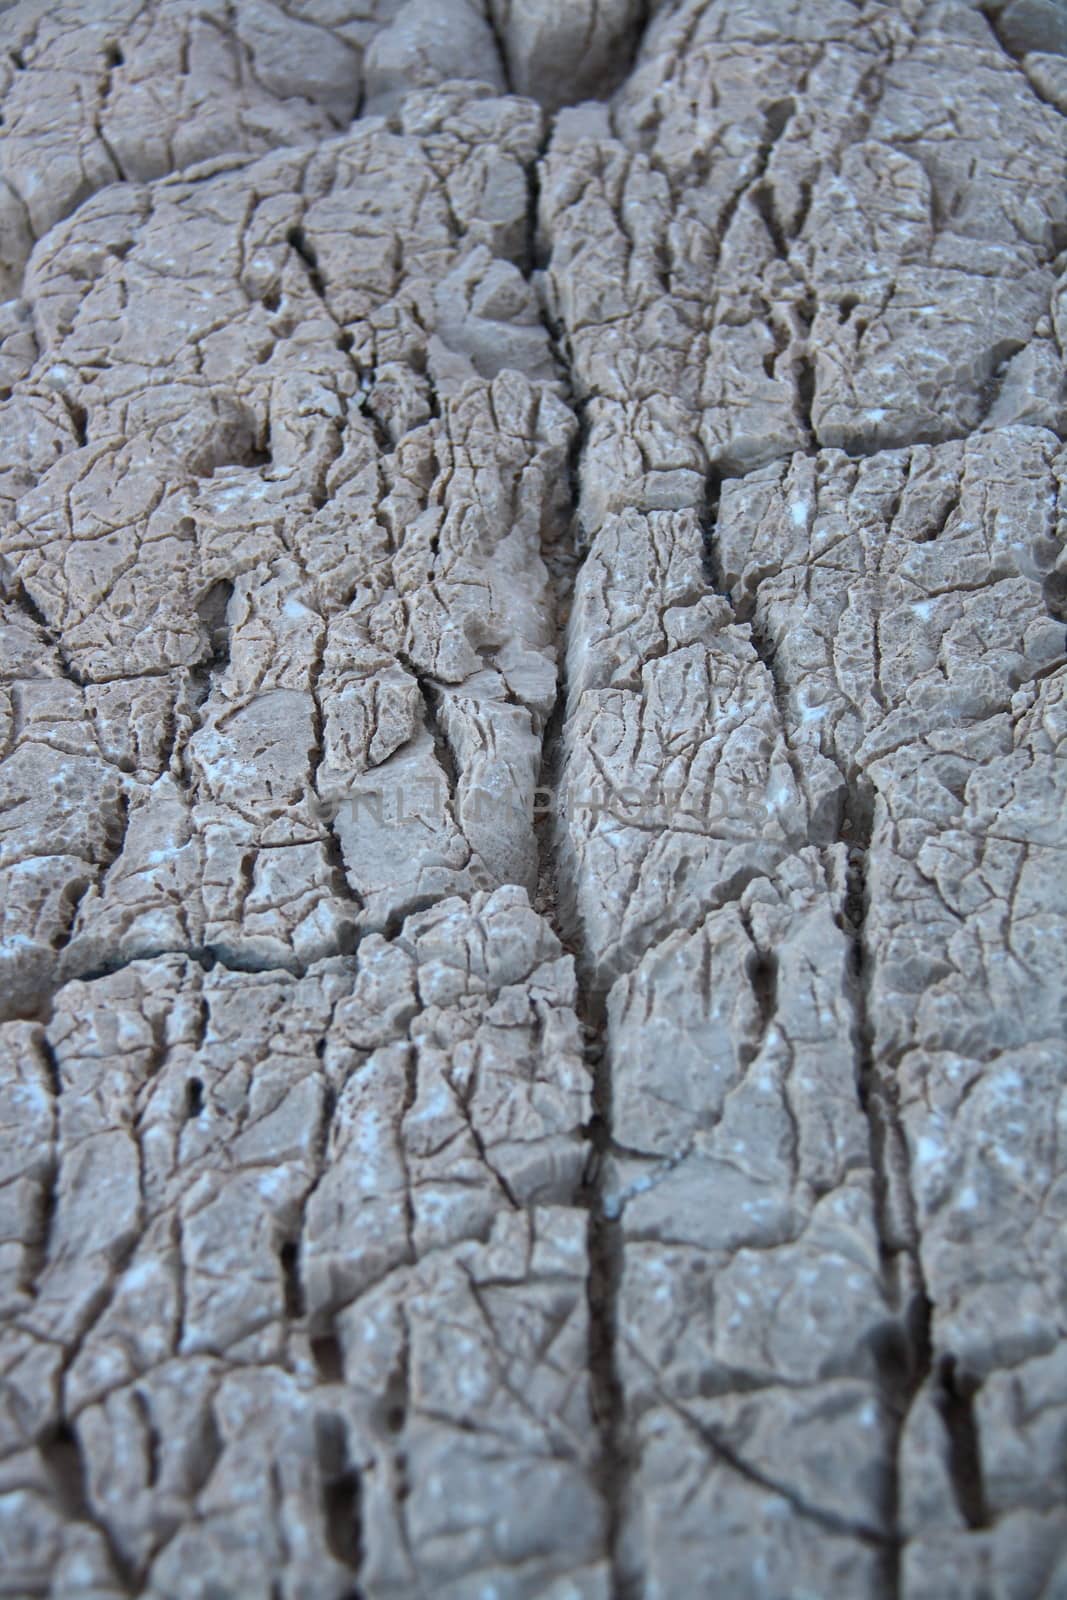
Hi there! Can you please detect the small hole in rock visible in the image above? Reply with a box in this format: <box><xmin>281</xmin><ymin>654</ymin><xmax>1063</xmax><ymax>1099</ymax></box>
<box><xmin>323</xmin><ymin>1468</ymin><xmax>363</xmax><ymax>1571</ymax></box>
<box><xmin>313</xmin><ymin>1334</ymin><xmax>345</xmax><ymax>1383</ymax></box>
<box><xmin>279</xmin><ymin>1238</ymin><xmax>304</xmax><ymax>1318</ymax></box>
<box><xmin>40</xmin><ymin>1423</ymin><xmax>90</xmax><ymax>1518</ymax></box>
<box><xmin>196</xmin><ymin>578</ymin><xmax>233</xmax><ymax>664</ymax></box>
<box><xmin>763</xmin><ymin>96</ymin><xmax>795</xmax><ymax>140</ymax></box>
<box><xmin>67</xmin><ymin>402</ymin><xmax>88</xmax><ymax>446</ymax></box>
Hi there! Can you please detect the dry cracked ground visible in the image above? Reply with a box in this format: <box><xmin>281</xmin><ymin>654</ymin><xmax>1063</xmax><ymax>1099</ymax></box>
<box><xmin>0</xmin><ymin>0</ymin><xmax>1066</xmax><ymax>1596</ymax></box>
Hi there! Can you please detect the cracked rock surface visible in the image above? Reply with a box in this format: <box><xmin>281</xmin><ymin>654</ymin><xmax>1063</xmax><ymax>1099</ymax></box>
<box><xmin>0</xmin><ymin>1</ymin><xmax>1065</xmax><ymax>1596</ymax></box>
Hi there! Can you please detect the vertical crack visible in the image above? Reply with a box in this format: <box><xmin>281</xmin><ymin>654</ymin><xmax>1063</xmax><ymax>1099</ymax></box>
<box><xmin>739</xmin><ymin>925</ymin><xmax>779</xmax><ymax>1072</ymax></box>
<box><xmin>529</xmin><ymin>142</ymin><xmax>632</xmax><ymax>1585</ymax></box>
<box><xmin>531</xmin><ymin>554</ymin><xmax>633</xmax><ymax>1600</ymax></box>
<box><xmin>393</xmin><ymin>652</ymin><xmax>460</xmax><ymax>816</ymax></box>
<box><xmin>183</xmin><ymin>1076</ymin><xmax>205</xmax><ymax>1120</ymax></box>
<box><xmin>415</xmin><ymin>673</ymin><xmax>459</xmax><ymax>803</ymax></box>
<box><xmin>581</xmin><ymin>988</ymin><xmax>635</xmax><ymax>1599</ymax></box>
<box><xmin>524</xmin><ymin>117</ymin><xmax>551</xmax><ymax>279</ymax></box>
<box><xmin>843</xmin><ymin>790</ymin><xmax>933</xmax><ymax>1600</ymax></box>
<box><xmin>312</xmin><ymin>1326</ymin><xmax>345</xmax><ymax>1384</ymax></box>
<box><xmin>795</xmin><ymin>350</ymin><xmax>817</xmax><ymax>446</ymax></box>
<box><xmin>709</xmin><ymin>444</ymin><xmax>939</xmax><ymax>1595</ymax></box>
<box><xmin>279</xmin><ymin>1236</ymin><xmax>305</xmax><ymax>1320</ymax></box>
<box><xmin>521</xmin><ymin>122</ymin><xmax>634</xmax><ymax>1585</ymax></box>
<box><xmin>309</xmin><ymin>629</ymin><xmax>364</xmax><ymax>939</ymax></box>
<box><xmin>316</xmin><ymin>1414</ymin><xmax>366</xmax><ymax>1590</ymax></box>
<box><xmin>937</xmin><ymin>1356</ymin><xmax>989</xmax><ymax>1531</ymax></box>
<box><xmin>131</xmin><ymin>1388</ymin><xmax>161</xmax><ymax>1490</ymax></box>
<box><xmin>286</xmin><ymin>225</ymin><xmax>326</xmax><ymax>300</ymax></box>
<box><xmin>20</xmin><ymin>1155</ymin><xmax>58</xmax><ymax>1298</ymax></box>
<box><xmin>59</xmin><ymin>393</ymin><xmax>89</xmax><ymax>447</ymax></box>
<box><xmin>382</xmin><ymin>1302</ymin><xmax>416</xmax><ymax>1580</ymax></box>
<box><xmin>699</xmin><ymin>468</ymin><xmax>727</xmax><ymax>594</ymax></box>
<box><xmin>532</xmin><ymin>678</ymin><xmax>566</xmax><ymax>926</ymax></box>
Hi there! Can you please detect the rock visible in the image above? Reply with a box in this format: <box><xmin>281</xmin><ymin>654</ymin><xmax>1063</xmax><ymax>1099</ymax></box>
<box><xmin>0</xmin><ymin>1</ymin><xmax>1065</xmax><ymax>1595</ymax></box>
<box><xmin>994</xmin><ymin>0</ymin><xmax>1067</xmax><ymax>57</ymax></box>
<box><xmin>487</xmin><ymin>0</ymin><xmax>647</xmax><ymax>110</ymax></box>
<box><xmin>363</xmin><ymin>0</ymin><xmax>506</xmax><ymax>117</ymax></box>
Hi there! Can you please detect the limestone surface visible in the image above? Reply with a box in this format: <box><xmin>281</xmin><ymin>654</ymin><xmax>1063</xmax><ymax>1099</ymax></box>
<box><xmin>0</xmin><ymin>2</ymin><xmax>1065</xmax><ymax>1597</ymax></box>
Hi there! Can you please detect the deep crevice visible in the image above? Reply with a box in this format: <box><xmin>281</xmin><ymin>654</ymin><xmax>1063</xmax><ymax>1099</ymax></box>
<box><xmin>937</xmin><ymin>1355</ymin><xmax>989</xmax><ymax>1530</ymax></box>
<box><xmin>581</xmin><ymin>988</ymin><xmax>638</xmax><ymax>1600</ymax></box>
<box><xmin>752</xmin><ymin>179</ymin><xmax>788</xmax><ymax>262</ymax></box>
<box><xmin>287</xmin><ymin>225</ymin><xmax>326</xmax><ymax>300</ymax></box>
<box><xmin>131</xmin><ymin>1388</ymin><xmax>160</xmax><ymax>1489</ymax></box>
<box><xmin>316</xmin><ymin>1414</ymin><xmax>365</xmax><ymax>1584</ymax></box>
<box><xmin>699</xmin><ymin>468</ymin><xmax>728</xmax><ymax>595</ymax></box>
<box><xmin>312</xmin><ymin>1329</ymin><xmax>345</xmax><ymax>1384</ymax></box>
<box><xmin>843</xmin><ymin>788</ymin><xmax>933</xmax><ymax>1600</ymax></box>
<box><xmin>527</xmin><ymin>151</ymin><xmax>630</xmax><ymax>1582</ymax></box>
<box><xmin>40</xmin><ymin>1422</ymin><xmax>138</xmax><ymax>1593</ymax></box>
<box><xmin>50</xmin><ymin>873</ymin><xmax>93</xmax><ymax>955</ymax></box>
<box><xmin>19</xmin><ymin>1156</ymin><xmax>58</xmax><ymax>1297</ymax></box>
<box><xmin>405</xmin><ymin>665</ymin><xmax>459</xmax><ymax>805</ymax></box>
<box><xmin>742</xmin><ymin>944</ymin><xmax>778</xmax><ymax>1069</ymax></box>
<box><xmin>279</xmin><ymin>1236</ymin><xmax>304</xmax><ymax>1320</ymax></box>
<box><xmin>9</xmin><ymin>581</ymin><xmax>86</xmax><ymax>686</ymax></box>
<box><xmin>524</xmin><ymin>122</ymin><xmax>549</xmax><ymax>278</ymax></box>
<box><xmin>794</xmin><ymin>351</ymin><xmax>817</xmax><ymax>447</ymax></box>
<box><xmin>61</xmin><ymin>395</ymin><xmax>89</xmax><ymax>446</ymax></box>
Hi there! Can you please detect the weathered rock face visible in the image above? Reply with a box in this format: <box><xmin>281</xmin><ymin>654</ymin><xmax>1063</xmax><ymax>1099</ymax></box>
<box><xmin>0</xmin><ymin>1</ymin><xmax>1064</xmax><ymax>1596</ymax></box>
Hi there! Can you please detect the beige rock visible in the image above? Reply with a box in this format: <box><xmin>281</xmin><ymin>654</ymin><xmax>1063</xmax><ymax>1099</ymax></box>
<box><xmin>363</xmin><ymin>0</ymin><xmax>505</xmax><ymax>117</ymax></box>
<box><xmin>488</xmin><ymin>0</ymin><xmax>646</xmax><ymax>111</ymax></box>
<box><xmin>1</xmin><ymin>0</ymin><xmax>1066</xmax><ymax>1595</ymax></box>
<box><xmin>0</xmin><ymin>889</ymin><xmax>602</xmax><ymax>1596</ymax></box>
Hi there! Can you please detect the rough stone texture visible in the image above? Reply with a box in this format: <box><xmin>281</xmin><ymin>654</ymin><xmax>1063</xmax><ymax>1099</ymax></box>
<box><xmin>1</xmin><ymin>889</ymin><xmax>602</xmax><ymax>1598</ymax></box>
<box><xmin>0</xmin><ymin>1</ymin><xmax>1065</xmax><ymax>1597</ymax></box>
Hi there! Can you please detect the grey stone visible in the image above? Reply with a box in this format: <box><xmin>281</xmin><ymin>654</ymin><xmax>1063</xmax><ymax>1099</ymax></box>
<box><xmin>1</xmin><ymin>1</ymin><xmax>1065</xmax><ymax>1596</ymax></box>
